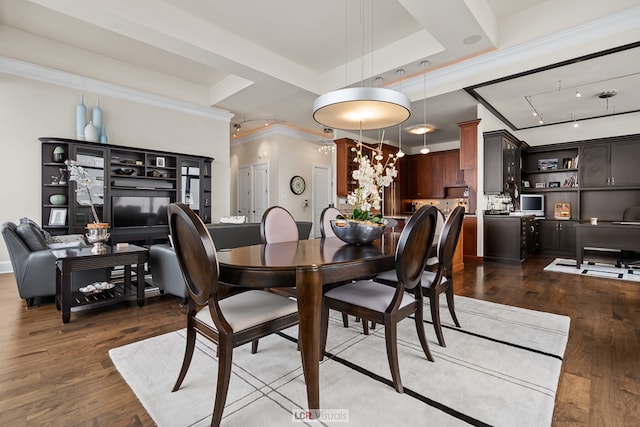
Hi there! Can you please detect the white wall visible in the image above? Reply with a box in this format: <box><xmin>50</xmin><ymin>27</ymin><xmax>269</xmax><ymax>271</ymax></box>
<box><xmin>230</xmin><ymin>126</ymin><xmax>332</xmax><ymax>222</ymax></box>
<box><xmin>0</xmin><ymin>73</ymin><xmax>231</xmax><ymax>272</ymax></box>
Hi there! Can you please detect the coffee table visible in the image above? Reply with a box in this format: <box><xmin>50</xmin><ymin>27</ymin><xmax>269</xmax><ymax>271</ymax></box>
<box><xmin>53</xmin><ymin>244</ymin><xmax>149</xmax><ymax>323</ymax></box>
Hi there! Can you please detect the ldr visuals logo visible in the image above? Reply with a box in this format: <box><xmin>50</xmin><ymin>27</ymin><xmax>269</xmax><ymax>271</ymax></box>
<box><xmin>292</xmin><ymin>409</ymin><xmax>349</xmax><ymax>423</ymax></box>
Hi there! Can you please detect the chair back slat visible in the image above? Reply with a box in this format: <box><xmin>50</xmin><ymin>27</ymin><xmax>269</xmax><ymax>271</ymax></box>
<box><xmin>395</xmin><ymin>205</ymin><xmax>438</xmax><ymax>290</ymax></box>
<box><xmin>168</xmin><ymin>203</ymin><xmax>219</xmax><ymax>306</ymax></box>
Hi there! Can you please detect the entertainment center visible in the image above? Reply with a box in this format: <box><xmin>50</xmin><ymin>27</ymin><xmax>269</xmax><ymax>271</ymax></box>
<box><xmin>40</xmin><ymin>137</ymin><xmax>213</xmax><ymax>246</ymax></box>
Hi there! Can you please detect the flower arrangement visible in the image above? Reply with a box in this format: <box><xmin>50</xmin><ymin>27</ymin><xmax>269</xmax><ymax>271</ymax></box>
<box><xmin>341</xmin><ymin>136</ymin><xmax>398</xmax><ymax>225</ymax></box>
<box><xmin>65</xmin><ymin>160</ymin><xmax>103</xmax><ymax>225</ymax></box>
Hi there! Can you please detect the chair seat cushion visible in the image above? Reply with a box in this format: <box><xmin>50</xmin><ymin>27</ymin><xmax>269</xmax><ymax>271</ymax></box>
<box><xmin>195</xmin><ymin>290</ymin><xmax>297</xmax><ymax>332</ymax></box>
<box><xmin>324</xmin><ymin>280</ymin><xmax>415</xmax><ymax>313</ymax></box>
<box><xmin>376</xmin><ymin>269</ymin><xmax>438</xmax><ymax>289</ymax></box>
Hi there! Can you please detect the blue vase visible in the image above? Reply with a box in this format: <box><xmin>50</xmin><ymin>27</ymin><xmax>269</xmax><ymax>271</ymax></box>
<box><xmin>76</xmin><ymin>94</ymin><xmax>87</xmax><ymax>140</ymax></box>
<box><xmin>100</xmin><ymin>126</ymin><xmax>108</xmax><ymax>144</ymax></box>
<box><xmin>92</xmin><ymin>98</ymin><xmax>103</xmax><ymax>133</ymax></box>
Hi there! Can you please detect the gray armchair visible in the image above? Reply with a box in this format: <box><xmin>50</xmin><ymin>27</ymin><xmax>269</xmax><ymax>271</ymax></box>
<box><xmin>1</xmin><ymin>220</ymin><xmax>107</xmax><ymax>307</ymax></box>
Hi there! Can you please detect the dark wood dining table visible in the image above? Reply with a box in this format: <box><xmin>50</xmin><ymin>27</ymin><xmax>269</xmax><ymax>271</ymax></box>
<box><xmin>216</xmin><ymin>234</ymin><xmax>399</xmax><ymax>412</ymax></box>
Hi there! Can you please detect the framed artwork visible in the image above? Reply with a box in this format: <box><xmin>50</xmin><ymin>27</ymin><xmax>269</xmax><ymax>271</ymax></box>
<box><xmin>522</xmin><ymin>180</ymin><xmax>530</xmax><ymax>188</ymax></box>
<box><xmin>535</xmin><ymin>182</ymin><xmax>546</xmax><ymax>189</ymax></box>
<box><xmin>49</xmin><ymin>208</ymin><xmax>67</xmax><ymax>226</ymax></box>
<box><xmin>537</xmin><ymin>158</ymin><xmax>558</xmax><ymax>170</ymax></box>
<box><xmin>554</xmin><ymin>202</ymin><xmax>571</xmax><ymax>219</ymax></box>
<box><xmin>549</xmin><ymin>181</ymin><xmax>561</xmax><ymax>188</ymax></box>
<box><xmin>156</xmin><ymin>157</ymin><xmax>166</xmax><ymax>167</ymax></box>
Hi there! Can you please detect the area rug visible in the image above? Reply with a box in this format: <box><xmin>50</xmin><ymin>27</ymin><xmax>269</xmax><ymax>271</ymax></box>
<box><xmin>109</xmin><ymin>296</ymin><xmax>569</xmax><ymax>427</ymax></box>
<box><xmin>544</xmin><ymin>258</ymin><xmax>640</xmax><ymax>283</ymax></box>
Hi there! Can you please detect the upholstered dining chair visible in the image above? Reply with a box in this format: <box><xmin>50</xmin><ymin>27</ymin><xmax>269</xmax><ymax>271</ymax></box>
<box><xmin>425</xmin><ymin>208</ymin><xmax>446</xmax><ymax>271</ymax></box>
<box><xmin>320</xmin><ymin>205</ymin><xmax>438</xmax><ymax>393</ymax></box>
<box><xmin>376</xmin><ymin>205</ymin><xmax>465</xmax><ymax>347</ymax></box>
<box><xmin>260</xmin><ymin>205</ymin><xmax>299</xmax><ymax>243</ymax></box>
<box><xmin>168</xmin><ymin>203</ymin><xmax>299</xmax><ymax>427</ymax></box>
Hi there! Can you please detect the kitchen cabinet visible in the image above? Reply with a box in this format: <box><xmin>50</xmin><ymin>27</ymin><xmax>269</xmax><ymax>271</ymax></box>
<box><xmin>458</xmin><ymin>119</ymin><xmax>481</xmax><ymax>171</ymax></box>
<box><xmin>538</xmin><ymin>220</ymin><xmax>576</xmax><ymax>255</ymax></box>
<box><xmin>442</xmin><ymin>149</ymin><xmax>464</xmax><ymax>187</ymax></box>
<box><xmin>483</xmin><ymin>130</ymin><xmax>524</xmax><ymax>195</ymax></box>
<box><xmin>580</xmin><ymin>139</ymin><xmax>640</xmax><ymax>188</ymax></box>
<box><xmin>404</xmin><ymin>150</ymin><xmax>464</xmax><ymax>199</ymax></box>
<box><xmin>483</xmin><ymin>215</ymin><xmax>538</xmax><ymax>263</ymax></box>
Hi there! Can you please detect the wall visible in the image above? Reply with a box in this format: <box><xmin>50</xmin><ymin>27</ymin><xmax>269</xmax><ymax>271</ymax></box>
<box><xmin>230</xmin><ymin>126</ymin><xmax>333</xmax><ymax>222</ymax></box>
<box><xmin>0</xmin><ymin>73</ymin><xmax>232</xmax><ymax>272</ymax></box>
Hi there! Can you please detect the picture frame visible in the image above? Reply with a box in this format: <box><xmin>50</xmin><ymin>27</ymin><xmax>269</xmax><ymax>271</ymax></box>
<box><xmin>549</xmin><ymin>181</ymin><xmax>561</xmax><ymax>188</ymax></box>
<box><xmin>48</xmin><ymin>208</ymin><xmax>67</xmax><ymax>226</ymax></box>
<box><xmin>537</xmin><ymin>158</ymin><xmax>558</xmax><ymax>170</ymax></box>
<box><xmin>554</xmin><ymin>202</ymin><xmax>571</xmax><ymax>219</ymax></box>
<box><xmin>522</xmin><ymin>180</ymin><xmax>530</xmax><ymax>188</ymax></box>
<box><xmin>156</xmin><ymin>157</ymin><xmax>166</xmax><ymax>167</ymax></box>
<box><xmin>535</xmin><ymin>182</ymin><xmax>546</xmax><ymax>189</ymax></box>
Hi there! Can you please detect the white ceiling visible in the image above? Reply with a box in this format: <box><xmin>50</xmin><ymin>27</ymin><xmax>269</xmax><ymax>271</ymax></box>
<box><xmin>1</xmin><ymin>0</ymin><xmax>639</xmax><ymax>149</ymax></box>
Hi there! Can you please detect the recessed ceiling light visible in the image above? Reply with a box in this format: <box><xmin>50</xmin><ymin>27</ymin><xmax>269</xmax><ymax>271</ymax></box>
<box><xmin>463</xmin><ymin>35</ymin><xmax>482</xmax><ymax>45</ymax></box>
<box><xmin>406</xmin><ymin>124</ymin><xmax>435</xmax><ymax>135</ymax></box>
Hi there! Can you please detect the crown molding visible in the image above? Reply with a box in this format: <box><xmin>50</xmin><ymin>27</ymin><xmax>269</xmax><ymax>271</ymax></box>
<box><xmin>0</xmin><ymin>56</ymin><xmax>234</xmax><ymax>122</ymax></box>
<box><xmin>230</xmin><ymin>123</ymin><xmax>319</xmax><ymax>145</ymax></box>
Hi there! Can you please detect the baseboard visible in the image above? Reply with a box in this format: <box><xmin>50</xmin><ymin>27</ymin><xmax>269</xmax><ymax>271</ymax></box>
<box><xmin>0</xmin><ymin>261</ymin><xmax>13</xmax><ymax>274</ymax></box>
<box><xmin>463</xmin><ymin>255</ymin><xmax>483</xmax><ymax>263</ymax></box>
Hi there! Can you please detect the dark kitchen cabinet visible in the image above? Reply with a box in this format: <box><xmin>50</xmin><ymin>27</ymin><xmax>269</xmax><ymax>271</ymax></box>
<box><xmin>483</xmin><ymin>130</ymin><xmax>524</xmax><ymax>195</ymax></box>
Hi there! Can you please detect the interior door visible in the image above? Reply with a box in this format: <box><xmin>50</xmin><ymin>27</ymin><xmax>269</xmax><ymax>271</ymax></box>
<box><xmin>312</xmin><ymin>164</ymin><xmax>331</xmax><ymax>237</ymax></box>
<box><xmin>237</xmin><ymin>165</ymin><xmax>251</xmax><ymax>218</ymax></box>
<box><xmin>252</xmin><ymin>162</ymin><xmax>269</xmax><ymax>223</ymax></box>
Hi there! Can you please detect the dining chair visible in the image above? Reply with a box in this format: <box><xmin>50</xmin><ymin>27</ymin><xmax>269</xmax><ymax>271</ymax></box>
<box><xmin>376</xmin><ymin>205</ymin><xmax>465</xmax><ymax>347</ymax></box>
<box><xmin>320</xmin><ymin>205</ymin><xmax>438</xmax><ymax>393</ymax></box>
<box><xmin>319</xmin><ymin>206</ymin><xmax>342</xmax><ymax>238</ymax></box>
<box><xmin>260</xmin><ymin>205</ymin><xmax>299</xmax><ymax>243</ymax></box>
<box><xmin>425</xmin><ymin>208</ymin><xmax>446</xmax><ymax>271</ymax></box>
<box><xmin>168</xmin><ymin>203</ymin><xmax>299</xmax><ymax>427</ymax></box>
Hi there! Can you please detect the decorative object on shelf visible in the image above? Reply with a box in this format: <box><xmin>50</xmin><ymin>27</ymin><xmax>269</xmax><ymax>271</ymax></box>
<box><xmin>537</xmin><ymin>158</ymin><xmax>558</xmax><ymax>170</ymax></box>
<box><xmin>535</xmin><ymin>182</ymin><xmax>546</xmax><ymax>189</ymax></box>
<box><xmin>100</xmin><ymin>126</ymin><xmax>108</xmax><ymax>144</ymax></box>
<box><xmin>86</xmin><ymin>222</ymin><xmax>110</xmax><ymax>252</ymax></box>
<box><xmin>52</xmin><ymin>145</ymin><xmax>66</xmax><ymax>163</ymax></box>
<box><xmin>156</xmin><ymin>157</ymin><xmax>165</xmax><ymax>167</ymax></box>
<box><xmin>58</xmin><ymin>167</ymin><xmax>67</xmax><ymax>184</ymax></box>
<box><xmin>48</xmin><ymin>208</ymin><xmax>67</xmax><ymax>226</ymax></box>
<box><xmin>49</xmin><ymin>194</ymin><xmax>67</xmax><ymax>205</ymax></box>
<box><xmin>92</xmin><ymin>98</ymin><xmax>103</xmax><ymax>134</ymax></box>
<box><xmin>554</xmin><ymin>202</ymin><xmax>571</xmax><ymax>219</ymax></box>
<box><xmin>549</xmin><ymin>181</ymin><xmax>561</xmax><ymax>188</ymax></box>
<box><xmin>290</xmin><ymin>175</ymin><xmax>306</xmax><ymax>195</ymax></box>
<box><xmin>65</xmin><ymin>159</ymin><xmax>101</xmax><ymax>224</ymax></box>
<box><xmin>523</xmin><ymin>180</ymin><xmax>530</xmax><ymax>188</ymax></box>
<box><xmin>84</xmin><ymin>121</ymin><xmax>99</xmax><ymax>142</ymax></box>
<box><xmin>76</xmin><ymin>94</ymin><xmax>87</xmax><ymax>140</ymax></box>
<box><xmin>330</xmin><ymin>218</ymin><xmax>386</xmax><ymax>245</ymax></box>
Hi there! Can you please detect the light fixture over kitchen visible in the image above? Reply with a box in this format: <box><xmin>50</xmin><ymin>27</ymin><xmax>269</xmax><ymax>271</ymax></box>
<box><xmin>317</xmin><ymin>128</ymin><xmax>336</xmax><ymax>155</ymax></box>
<box><xmin>419</xmin><ymin>60</ymin><xmax>431</xmax><ymax>155</ymax></box>
<box><xmin>312</xmin><ymin>0</ymin><xmax>411</xmax><ymax>131</ymax></box>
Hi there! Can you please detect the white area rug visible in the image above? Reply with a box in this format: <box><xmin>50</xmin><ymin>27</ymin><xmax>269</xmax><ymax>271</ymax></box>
<box><xmin>109</xmin><ymin>296</ymin><xmax>569</xmax><ymax>427</ymax></box>
<box><xmin>544</xmin><ymin>258</ymin><xmax>640</xmax><ymax>283</ymax></box>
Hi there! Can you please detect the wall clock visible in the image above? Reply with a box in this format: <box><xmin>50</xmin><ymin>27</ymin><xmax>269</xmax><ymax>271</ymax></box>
<box><xmin>290</xmin><ymin>175</ymin><xmax>306</xmax><ymax>195</ymax></box>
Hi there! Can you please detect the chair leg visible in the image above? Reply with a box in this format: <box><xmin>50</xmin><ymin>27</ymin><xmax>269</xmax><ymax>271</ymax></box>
<box><xmin>212</xmin><ymin>337</ymin><xmax>233</xmax><ymax>427</ymax></box>
<box><xmin>362</xmin><ymin>317</ymin><xmax>370</xmax><ymax>335</ymax></box>
<box><xmin>320</xmin><ymin>303</ymin><xmax>330</xmax><ymax>360</ymax></box>
<box><xmin>342</xmin><ymin>313</ymin><xmax>349</xmax><ymax>328</ymax></box>
<box><xmin>384</xmin><ymin>319</ymin><xmax>403</xmax><ymax>393</ymax></box>
<box><xmin>26</xmin><ymin>298</ymin><xmax>35</xmax><ymax>307</ymax></box>
<box><xmin>414</xmin><ymin>301</ymin><xmax>434</xmax><ymax>362</ymax></box>
<box><xmin>251</xmin><ymin>339</ymin><xmax>259</xmax><ymax>354</ymax></box>
<box><xmin>172</xmin><ymin>326</ymin><xmax>197</xmax><ymax>392</ymax></box>
<box><xmin>429</xmin><ymin>291</ymin><xmax>446</xmax><ymax>347</ymax></box>
<box><xmin>446</xmin><ymin>286</ymin><xmax>460</xmax><ymax>328</ymax></box>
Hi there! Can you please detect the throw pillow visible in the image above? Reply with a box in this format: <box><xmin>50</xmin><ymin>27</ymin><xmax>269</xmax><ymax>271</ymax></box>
<box><xmin>19</xmin><ymin>217</ymin><xmax>53</xmax><ymax>243</ymax></box>
<box><xmin>16</xmin><ymin>222</ymin><xmax>49</xmax><ymax>251</ymax></box>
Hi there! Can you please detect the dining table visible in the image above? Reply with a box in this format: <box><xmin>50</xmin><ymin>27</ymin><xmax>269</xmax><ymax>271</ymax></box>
<box><xmin>216</xmin><ymin>234</ymin><xmax>400</xmax><ymax>413</ymax></box>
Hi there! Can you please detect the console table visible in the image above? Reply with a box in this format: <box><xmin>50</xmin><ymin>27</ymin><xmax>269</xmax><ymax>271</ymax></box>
<box><xmin>53</xmin><ymin>244</ymin><xmax>149</xmax><ymax>323</ymax></box>
<box><xmin>575</xmin><ymin>222</ymin><xmax>640</xmax><ymax>267</ymax></box>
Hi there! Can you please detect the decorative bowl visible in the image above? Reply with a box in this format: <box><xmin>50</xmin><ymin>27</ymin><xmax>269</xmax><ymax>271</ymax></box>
<box><xmin>49</xmin><ymin>194</ymin><xmax>67</xmax><ymax>205</ymax></box>
<box><xmin>330</xmin><ymin>219</ymin><xmax>385</xmax><ymax>245</ymax></box>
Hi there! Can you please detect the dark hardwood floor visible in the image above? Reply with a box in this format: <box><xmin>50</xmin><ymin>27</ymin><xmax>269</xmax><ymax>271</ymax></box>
<box><xmin>0</xmin><ymin>254</ymin><xmax>639</xmax><ymax>426</ymax></box>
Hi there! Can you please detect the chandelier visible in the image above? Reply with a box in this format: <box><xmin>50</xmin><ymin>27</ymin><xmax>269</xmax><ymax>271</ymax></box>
<box><xmin>317</xmin><ymin>128</ymin><xmax>336</xmax><ymax>155</ymax></box>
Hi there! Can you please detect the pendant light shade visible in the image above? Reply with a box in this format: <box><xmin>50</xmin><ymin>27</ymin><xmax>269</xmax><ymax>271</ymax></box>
<box><xmin>313</xmin><ymin>87</ymin><xmax>411</xmax><ymax>130</ymax></box>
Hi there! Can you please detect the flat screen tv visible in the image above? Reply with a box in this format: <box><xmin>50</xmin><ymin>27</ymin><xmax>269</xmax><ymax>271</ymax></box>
<box><xmin>112</xmin><ymin>196</ymin><xmax>170</xmax><ymax>228</ymax></box>
<box><xmin>520</xmin><ymin>194</ymin><xmax>545</xmax><ymax>217</ymax></box>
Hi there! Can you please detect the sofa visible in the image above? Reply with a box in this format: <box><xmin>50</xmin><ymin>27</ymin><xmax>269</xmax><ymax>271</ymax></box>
<box><xmin>150</xmin><ymin>221</ymin><xmax>312</xmax><ymax>300</ymax></box>
<box><xmin>1</xmin><ymin>219</ymin><xmax>108</xmax><ymax>306</ymax></box>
